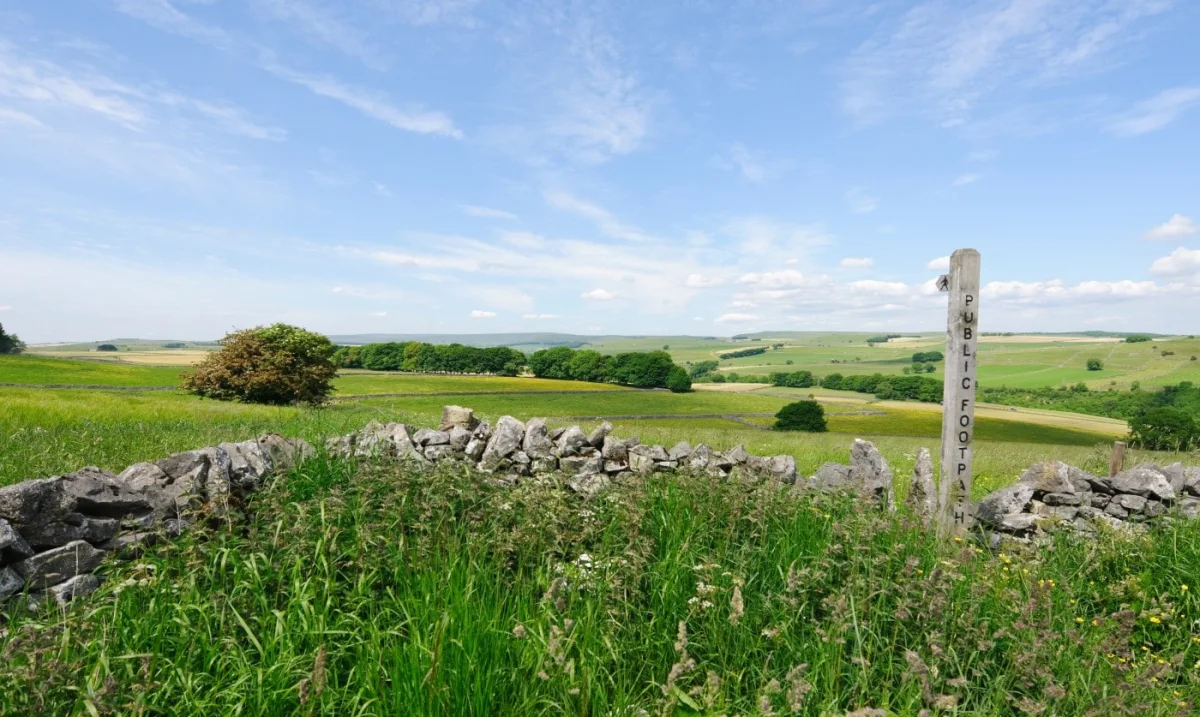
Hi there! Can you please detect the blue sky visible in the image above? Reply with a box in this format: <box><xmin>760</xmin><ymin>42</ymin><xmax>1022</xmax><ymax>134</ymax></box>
<box><xmin>1</xmin><ymin>0</ymin><xmax>1198</xmax><ymax>343</ymax></box>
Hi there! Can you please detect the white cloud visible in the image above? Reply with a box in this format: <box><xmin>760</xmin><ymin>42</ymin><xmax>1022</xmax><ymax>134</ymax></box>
<box><xmin>847</xmin><ymin>280</ymin><xmax>910</xmax><ymax>298</ymax></box>
<box><xmin>469</xmin><ymin>309</ymin><xmax>496</xmax><ymax>318</ymax></box>
<box><xmin>472</xmin><ymin>285</ymin><xmax>533</xmax><ymax>313</ymax></box>
<box><xmin>369</xmin><ymin>311</ymin><xmax>388</xmax><ymax>317</ymax></box>
<box><xmin>264</xmin><ymin>65</ymin><xmax>461</xmax><ymax>137</ymax></box>
<box><xmin>1110</xmin><ymin>86</ymin><xmax>1200</xmax><ymax>136</ymax></box>
<box><xmin>723</xmin><ymin>218</ymin><xmax>830</xmax><ymax>258</ymax></box>
<box><xmin>498</xmin><ymin>231</ymin><xmax>545</xmax><ymax>248</ymax></box>
<box><xmin>1143</xmin><ymin>214</ymin><xmax>1197</xmax><ymax>241</ymax></box>
<box><xmin>737</xmin><ymin>270</ymin><xmax>815</xmax><ymax>289</ymax></box>
<box><xmin>845</xmin><ymin>187</ymin><xmax>878</xmax><ymax>214</ymax></box>
<box><xmin>0</xmin><ymin>305</ymin><xmax>11</xmax><ymax>312</ymax></box>
<box><xmin>714</xmin><ymin>313</ymin><xmax>760</xmax><ymax>323</ymax></box>
<box><xmin>953</xmin><ymin>173</ymin><xmax>981</xmax><ymax>186</ymax></box>
<box><xmin>685</xmin><ymin>273</ymin><xmax>724</xmax><ymax>288</ymax></box>
<box><xmin>968</xmin><ymin>149</ymin><xmax>998</xmax><ymax>161</ymax></box>
<box><xmin>0</xmin><ymin>107</ymin><xmax>44</xmax><ymax>127</ymax></box>
<box><xmin>983</xmin><ymin>278</ymin><xmax>1166</xmax><ymax>304</ymax></box>
<box><xmin>719</xmin><ymin>142</ymin><xmax>789</xmax><ymax>182</ymax></box>
<box><xmin>581</xmin><ymin>288</ymin><xmax>615</xmax><ymax>301</ymax></box>
<box><xmin>253</xmin><ymin>0</ymin><xmax>387</xmax><ymax>70</ymax></box>
<box><xmin>730</xmin><ymin>301</ymin><xmax>757</xmax><ymax>309</ymax></box>
<box><xmin>1149</xmin><ymin>247</ymin><xmax>1200</xmax><ymax>278</ymax></box>
<box><xmin>840</xmin><ymin>257</ymin><xmax>875</xmax><ymax>268</ymax></box>
<box><xmin>522</xmin><ymin>313</ymin><xmax>560</xmax><ymax>320</ymax></box>
<box><xmin>927</xmin><ymin>256</ymin><xmax>950</xmax><ymax>271</ymax></box>
<box><xmin>373</xmin><ymin>182</ymin><xmax>391</xmax><ymax>197</ymax></box>
<box><xmin>463</xmin><ymin>205</ymin><xmax>517</xmax><ymax>220</ymax></box>
<box><xmin>783</xmin><ymin>258</ymin><xmax>799</xmax><ymax>265</ymax></box>
<box><xmin>544</xmin><ymin>190</ymin><xmax>654</xmax><ymax>242</ymax></box>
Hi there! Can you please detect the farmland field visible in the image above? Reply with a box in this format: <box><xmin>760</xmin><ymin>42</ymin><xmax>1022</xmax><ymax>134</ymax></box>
<box><xmin>0</xmin><ymin>354</ymin><xmax>1189</xmax><ymax>493</ymax></box>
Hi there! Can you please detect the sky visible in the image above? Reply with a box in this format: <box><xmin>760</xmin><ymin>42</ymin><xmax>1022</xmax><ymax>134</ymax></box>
<box><xmin>1</xmin><ymin>0</ymin><xmax>1198</xmax><ymax>343</ymax></box>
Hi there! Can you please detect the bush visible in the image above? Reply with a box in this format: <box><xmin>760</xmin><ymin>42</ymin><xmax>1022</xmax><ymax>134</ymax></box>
<box><xmin>665</xmin><ymin>365</ymin><xmax>691</xmax><ymax>393</ymax></box>
<box><xmin>689</xmin><ymin>360</ymin><xmax>719</xmax><ymax>379</ymax></box>
<box><xmin>181</xmin><ymin>324</ymin><xmax>337</xmax><ymax>405</ymax></box>
<box><xmin>770</xmin><ymin>370</ymin><xmax>816</xmax><ymax>388</ymax></box>
<box><xmin>0</xmin><ymin>324</ymin><xmax>25</xmax><ymax>355</ymax></box>
<box><xmin>774</xmin><ymin>400</ymin><xmax>828</xmax><ymax>432</ymax></box>
<box><xmin>162</xmin><ymin>342</ymin><xmax>186</xmax><ymax>349</ymax></box>
<box><xmin>1125</xmin><ymin>334</ymin><xmax>1152</xmax><ymax>343</ymax></box>
<box><xmin>912</xmin><ymin>351</ymin><xmax>944</xmax><ymax>363</ymax></box>
<box><xmin>718</xmin><ymin>347</ymin><xmax>767</xmax><ymax>359</ymax></box>
<box><xmin>1129</xmin><ymin>407</ymin><xmax>1198</xmax><ymax>451</ymax></box>
<box><xmin>96</xmin><ymin>344</ymin><xmax>119</xmax><ymax>352</ymax></box>
<box><xmin>1086</xmin><ymin>358</ymin><xmax>1103</xmax><ymax>371</ymax></box>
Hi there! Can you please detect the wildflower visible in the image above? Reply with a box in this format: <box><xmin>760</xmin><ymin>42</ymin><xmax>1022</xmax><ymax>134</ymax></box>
<box><xmin>953</xmin><ymin>536</ymin><xmax>962</xmax><ymax>543</ymax></box>
<box><xmin>1183</xmin><ymin>584</ymin><xmax>1190</xmax><ymax>592</ymax></box>
<box><xmin>512</xmin><ymin>624</ymin><xmax>527</xmax><ymax>639</ymax></box>
<box><xmin>1075</xmin><ymin>617</ymin><xmax>1084</xmax><ymax>624</ymax></box>
<box><xmin>1150</xmin><ymin>616</ymin><xmax>1162</xmax><ymax>624</ymax></box>
<box><xmin>674</xmin><ymin>621</ymin><xmax>688</xmax><ymax>655</ymax></box>
<box><xmin>729</xmin><ymin>585</ymin><xmax>744</xmax><ymax>626</ymax></box>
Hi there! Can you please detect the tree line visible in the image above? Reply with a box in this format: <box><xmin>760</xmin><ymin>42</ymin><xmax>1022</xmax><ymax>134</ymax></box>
<box><xmin>527</xmin><ymin>347</ymin><xmax>691</xmax><ymax>392</ymax></box>
<box><xmin>333</xmin><ymin>342</ymin><xmax>526</xmax><ymax>375</ymax></box>
<box><xmin>0</xmin><ymin>323</ymin><xmax>25</xmax><ymax>355</ymax></box>
<box><xmin>718</xmin><ymin>346</ymin><xmax>767</xmax><ymax>359</ymax></box>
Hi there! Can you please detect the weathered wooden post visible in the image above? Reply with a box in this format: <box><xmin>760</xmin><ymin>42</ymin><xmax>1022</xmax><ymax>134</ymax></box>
<box><xmin>936</xmin><ymin>249</ymin><xmax>981</xmax><ymax>537</ymax></box>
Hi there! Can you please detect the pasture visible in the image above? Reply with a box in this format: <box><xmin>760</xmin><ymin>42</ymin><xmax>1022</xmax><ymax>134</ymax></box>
<box><xmin>0</xmin><ymin>354</ymin><xmax>1186</xmax><ymax>493</ymax></box>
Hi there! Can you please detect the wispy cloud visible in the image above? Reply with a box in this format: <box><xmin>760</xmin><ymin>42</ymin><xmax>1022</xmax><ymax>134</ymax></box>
<box><xmin>714</xmin><ymin>312</ymin><xmax>759</xmax><ymax>323</ymax></box>
<box><xmin>717</xmin><ymin>142</ymin><xmax>789</xmax><ymax>182</ymax></box>
<box><xmin>462</xmin><ymin>205</ymin><xmax>517</xmax><ymax>220</ymax></box>
<box><xmin>523</xmin><ymin>313</ymin><xmax>559</xmax><ymax>320</ymax></box>
<box><xmin>581</xmin><ymin>288</ymin><xmax>615</xmax><ymax>301</ymax></box>
<box><xmin>685</xmin><ymin>273</ymin><xmax>724</xmax><ymax>288</ymax></box>
<box><xmin>469</xmin><ymin>309</ymin><xmax>496</xmax><ymax>318</ymax></box>
<box><xmin>544</xmin><ymin>190</ymin><xmax>655</xmax><ymax>242</ymax></box>
<box><xmin>252</xmin><ymin>0</ymin><xmax>388</xmax><ymax>70</ymax></box>
<box><xmin>1143</xmin><ymin>214</ymin><xmax>1197</xmax><ymax>241</ymax></box>
<box><xmin>845</xmin><ymin>187</ymin><xmax>878</xmax><ymax>214</ymax></box>
<box><xmin>840</xmin><ymin>257</ymin><xmax>875</xmax><ymax>268</ymax></box>
<box><xmin>953</xmin><ymin>173</ymin><xmax>980</xmax><ymax>186</ymax></box>
<box><xmin>1109</xmin><ymin>86</ymin><xmax>1200</xmax><ymax>136</ymax></box>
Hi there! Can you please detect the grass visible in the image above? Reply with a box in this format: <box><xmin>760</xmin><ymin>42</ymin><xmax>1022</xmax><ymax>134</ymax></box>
<box><xmin>0</xmin><ymin>354</ymin><xmax>183</xmax><ymax>387</ymax></box>
<box><xmin>2</xmin><ymin>456</ymin><xmax>1199</xmax><ymax>713</ymax></box>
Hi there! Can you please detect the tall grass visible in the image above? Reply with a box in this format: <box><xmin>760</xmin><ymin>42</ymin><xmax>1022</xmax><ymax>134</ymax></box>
<box><xmin>2</xmin><ymin>456</ymin><xmax>1198</xmax><ymax>713</ymax></box>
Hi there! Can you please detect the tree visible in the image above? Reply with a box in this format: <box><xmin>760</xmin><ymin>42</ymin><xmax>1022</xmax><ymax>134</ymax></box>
<box><xmin>821</xmin><ymin>373</ymin><xmax>844</xmax><ymax>390</ymax></box>
<box><xmin>689</xmin><ymin>360</ymin><xmax>719</xmax><ymax>379</ymax></box>
<box><xmin>96</xmin><ymin>344</ymin><xmax>119</xmax><ymax>352</ymax></box>
<box><xmin>1129</xmin><ymin>408</ymin><xmax>1198</xmax><ymax>451</ymax></box>
<box><xmin>528</xmin><ymin>346</ymin><xmax>575</xmax><ymax>379</ymax></box>
<box><xmin>666</xmin><ymin>365</ymin><xmax>692</xmax><ymax>392</ymax></box>
<box><xmin>1086</xmin><ymin>358</ymin><xmax>1103</xmax><ymax>371</ymax></box>
<box><xmin>568</xmin><ymin>350</ymin><xmax>610</xmax><ymax>383</ymax></box>
<box><xmin>181</xmin><ymin>324</ymin><xmax>337</xmax><ymax>405</ymax></box>
<box><xmin>774</xmin><ymin>401</ymin><xmax>827</xmax><ymax>432</ymax></box>
<box><xmin>0</xmin><ymin>323</ymin><xmax>24</xmax><ymax>355</ymax></box>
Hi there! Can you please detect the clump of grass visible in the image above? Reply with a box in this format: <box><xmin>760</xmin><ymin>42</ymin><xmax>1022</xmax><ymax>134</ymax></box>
<box><xmin>2</xmin><ymin>457</ymin><xmax>1198</xmax><ymax>713</ymax></box>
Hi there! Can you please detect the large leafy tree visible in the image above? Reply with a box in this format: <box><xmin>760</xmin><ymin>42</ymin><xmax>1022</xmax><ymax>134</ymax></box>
<box><xmin>0</xmin><ymin>323</ymin><xmax>25</xmax><ymax>355</ymax></box>
<box><xmin>1128</xmin><ymin>407</ymin><xmax>1198</xmax><ymax>451</ymax></box>
<box><xmin>182</xmin><ymin>324</ymin><xmax>337</xmax><ymax>405</ymax></box>
<box><xmin>774</xmin><ymin>401</ymin><xmax>828</xmax><ymax>432</ymax></box>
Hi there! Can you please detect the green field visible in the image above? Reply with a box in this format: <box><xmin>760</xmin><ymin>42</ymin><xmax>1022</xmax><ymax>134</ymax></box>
<box><xmin>0</xmin><ymin>354</ymin><xmax>1187</xmax><ymax>493</ymax></box>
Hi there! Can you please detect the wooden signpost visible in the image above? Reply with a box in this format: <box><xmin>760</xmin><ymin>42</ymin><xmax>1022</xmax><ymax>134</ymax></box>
<box><xmin>936</xmin><ymin>249</ymin><xmax>981</xmax><ymax>537</ymax></box>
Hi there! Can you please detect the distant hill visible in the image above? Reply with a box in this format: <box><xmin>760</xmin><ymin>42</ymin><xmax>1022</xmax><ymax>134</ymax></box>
<box><xmin>326</xmin><ymin>332</ymin><xmax>616</xmax><ymax>350</ymax></box>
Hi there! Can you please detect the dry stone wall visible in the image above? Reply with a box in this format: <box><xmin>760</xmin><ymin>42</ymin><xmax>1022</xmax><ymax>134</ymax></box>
<box><xmin>3</xmin><ymin>403</ymin><xmax>1199</xmax><ymax>611</ymax></box>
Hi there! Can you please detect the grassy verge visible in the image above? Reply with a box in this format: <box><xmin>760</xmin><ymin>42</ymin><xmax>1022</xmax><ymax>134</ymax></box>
<box><xmin>2</xmin><ymin>457</ymin><xmax>1197</xmax><ymax>713</ymax></box>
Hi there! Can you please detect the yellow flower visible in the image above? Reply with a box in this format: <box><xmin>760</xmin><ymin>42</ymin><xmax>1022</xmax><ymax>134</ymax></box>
<box><xmin>1092</xmin><ymin>619</ymin><xmax>1100</xmax><ymax>627</ymax></box>
<box><xmin>1183</xmin><ymin>584</ymin><xmax>1190</xmax><ymax>592</ymax></box>
<box><xmin>1075</xmin><ymin>617</ymin><xmax>1084</xmax><ymax>624</ymax></box>
<box><xmin>1150</xmin><ymin>616</ymin><xmax>1162</xmax><ymax>624</ymax></box>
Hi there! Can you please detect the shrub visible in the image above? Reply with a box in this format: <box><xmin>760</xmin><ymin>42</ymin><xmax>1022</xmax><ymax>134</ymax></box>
<box><xmin>774</xmin><ymin>400</ymin><xmax>828</xmax><ymax>432</ymax></box>
<box><xmin>1086</xmin><ymin>358</ymin><xmax>1103</xmax><ymax>371</ymax></box>
<box><xmin>1129</xmin><ymin>407</ymin><xmax>1198</xmax><ymax>451</ymax></box>
<box><xmin>665</xmin><ymin>365</ymin><xmax>691</xmax><ymax>393</ymax></box>
<box><xmin>0</xmin><ymin>323</ymin><xmax>26</xmax><ymax>354</ymax></box>
<box><xmin>709</xmin><ymin>372</ymin><xmax>726</xmax><ymax>383</ymax></box>
<box><xmin>719</xmin><ymin>347</ymin><xmax>767</xmax><ymax>359</ymax></box>
<box><xmin>96</xmin><ymin>344</ymin><xmax>119</xmax><ymax>352</ymax></box>
<box><xmin>820</xmin><ymin>373</ymin><xmax>844</xmax><ymax>390</ymax></box>
<box><xmin>689</xmin><ymin>360</ymin><xmax>719</xmax><ymax>379</ymax></box>
<box><xmin>181</xmin><ymin>324</ymin><xmax>337</xmax><ymax>405</ymax></box>
<box><xmin>1125</xmin><ymin>334</ymin><xmax>1152</xmax><ymax>343</ymax></box>
<box><xmin>568</xmin><ymin>350</ymin><xmax>610</xmax><ymax>383</ymax></box>
<box><xmin>912</xmin><ymin>351</ymin><xmax>944</xmax><ymax>363</ymax></box>
<box><xmin>162</xmin><ymin>342</ymin><xmax>186</xmax><ymax>349</ymax></box>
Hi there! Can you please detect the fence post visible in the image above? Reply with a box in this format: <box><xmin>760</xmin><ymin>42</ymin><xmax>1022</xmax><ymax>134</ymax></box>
<box><xmin>936</xmin><ymin>249</ymin><xmax>981</xmax><ymax>538</ymax></box>
<box><xmin>1109</xmin><ymin>440</ymin><xmax>1126</xmax><ymax>478</ymax></box>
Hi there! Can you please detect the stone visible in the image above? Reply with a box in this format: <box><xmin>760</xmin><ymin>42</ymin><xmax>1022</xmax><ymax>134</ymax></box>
<box><xmin>975</xmin><ymin>484</ymin><xmax>1035</xmax><ymax>528</ymax></box>
<box><xmin>655</xmin><ymin>460</ymin><xmax>678</xmax><ymax>473</ymax></box>
<box><xmin>906</xmin><ymin>448</ymin><xmax>937</xmax><ymax>521</ymax></box>
<box><xmin>1183</xmin><ymin>468</ymin><xmax>1200</xmax><ymax>497</ymax></box>
<box><xmin>21</xmin><ymin>516</ymin><xmax>118</xmax><ymax>550</ymax></box>
<box><xmin>42</xmin><ymin>573</ymin><xmax>100</xmax><ymax>608</ymax></box>
<box><xmin>118</xmin><ymin>461</ymin><xmax>190</xmax><ymax>521</ymax></box>
<box><xmin>531</xmin><ymin>457</ymin><xmax>558</xmax><ymax>474</ymax></box>
<box><xmin>481</xmin><ymin>416</ymin><xmax>525</xmax><ymax>467</ymax></box>
<box><xmin>1104</xmin><ymin>502</ymin><xmax>1129</xmax><ymax>519</ymax></box>
<box><xmin>218</xmin><ymin>439</ymin><xmax>274</xmax><ymax>491</ymax></box>
<box><xmin>667</xmin><ymin>442</ymin><xmax>692</xmax><ymax>461</ymax></box>
<box><xmin>0</xmin><ymin>566</ymin><xmax>23</xmax><ymax>600</ymax></box>
<box><xmin>629</xmin><ymin>453</ymin><xmax>655</xmax><ymax>475</ymax></box>
<box><xmin>1117</xmin><ymin>494</ymin><xmax>1147</xmax><ymax>512</ymax></box>
<box><xmin>423</xmin><ymin>444</ymin><xmax>454</xmax><ymax>462</ymax></box>
<box><xmin>549</xmin><ymin>427</ymin><xmax>566</xmax><ymax>441</ymax></box>
<box><xmin>623</xmin><ymin>437</ymin><xmax>641</xmax><ymax>449</ymax></box>
<box><xmin>1019</xmin><ymin>462</ymin><xmax>1075</xmax><ymax>496</ymax></box>
<box><xmin>13</xmin><ymin>540</ymin><xmax>106</xmax><ymax>591</ymax></box>
<box><xmin>767</xmin><ymin>455</ymin><xmax>797</xmax><ymax>484</ymax></box>
<box><xmin>603</xmin><ymin>460</ymin><xmax>629</xmax><ymax>474</ymax></box>
<box><xmin>725</xmin><ymin>444</ymin><xmax>750</xmax><ymax>464</ymax></box>
<box><xmin>1111</xmin><ymin>465</ymin><xmax>1175</xmax><ymax>502</ymax></box>
<box><xmin>812</xmin><ymin>463</ymin><xmax>853</xmax><ymax>490</ymax></box>
<box><xmin>0</xmin><ymin>517</ymin><xmax>21</xmax><ymax>553</ymax></box>
<box><xmin>256</xmin><ymin>434</ymin><xmax>312</xmax><ymax>470</ymax></box>
<box><xmin>472</xmin><ymin>421</ymin><xmax>492</xmax><ymax>442</ymax></box>
<box><xmin>569</xmin><ymin>473</ymin><xmax>611</xmax><ymax>499</ymax></box>
<box><xmin>1</xmin><ymin>526</ymin><xmax>33</xmax><ymax>562</ymax></box>
<box><xmin>689</xmin><ymin>444</ymin><xmax>713</xmax><ymax>471</ymax></box>
<box><xmin>522</xmin><ymin>419</ymin><xmax>556</xmax><ymax>458</ymax></box>
<box><xmin>0</xmin><ymin>478</ymin><xmax>70</xmax><ymax>533</ymax></box>
<box><xmin>1179</xmin><ymin>499</ymin><xmax>1200</xmax><ymax>520</ymax></box>
<box><xmin>1043</xmin><ymin>492</ymin><xmax>1081</xmax><ymax>507</ymax></box>
<box><xmin>564</xmin><ymin>455</ymin><xmax>603</xmax><ymax>476</ymax></box>
<box><xmin>412</xmin><ymin>428</ymin><xmax>451</xmax><ymax>447</ymax></box>
<box><xmin>325</xmin><ymin>434</ymin><xmax>356</xmax><ymax>458</ymax></box>
<box><xmin>1090</xmin><ymin>494</ymin><xmax>1111</xmax><ymax>508</ymax></box>
<box><xmin>164</xmin><ymin>518</ymin><xmax>189</xmax><ymax>538</ymax></box>
<box><xmin>439</xmin><ymin>405</ymin><xmax>479</xmax><ymax>432</ymax></box>
<box><xmin>850</xmin><ymin>439</ymin><xmax>894</xmax><ymax>510</ymax></box>
<box><xmin>631</xmin><ymin>444</ymin><xmax>670</xmax><ymax>462</ymax></box>
<box><xmin>464</xmin><ymin>438</ymin><xmax>487</xmax><ymax>461</ymax></box>
<box><xmin>994</xmin><ymin>513</ymin><xmax>1040</xmax><ymax>533</ymax></box>
<box><xmin>555</xmin><ymin>426</ymin><xmax>589</xmax><ymax>457</ymax></box>
<box><xmin>586</xmin><ymin>421</ymin><xmax>613</xmax><ymax>448</ymax></box>
<box><xmin>448</xmin><ymin>426</ymin><xmax>472</xmax><ymax>450</ymax></box>
<box><xmin>601</xmin><ymin>436</ymin><xmax>628</xmax><ymax>462</ymax></box>
<box><xmin>1142</xmin><ymin>501</ymin><xmax>1166</xmax><ymax>519</ymax></box>
<box><xmin>60</xmin><ymin>467</ymin><xmax>154</xmax><ymax>519</ymax></box>
<box><xmin>1160</xmin><ymin>463</ymin><xmax>1186</xmax><ymax>495</ymax></box>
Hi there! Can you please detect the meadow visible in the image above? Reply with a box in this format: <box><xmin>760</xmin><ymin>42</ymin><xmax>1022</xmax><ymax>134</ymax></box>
<box><xmin>1</xmin><ymin>454</ymin><xmax>1198</xmax><ymax>713</ymax></box>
